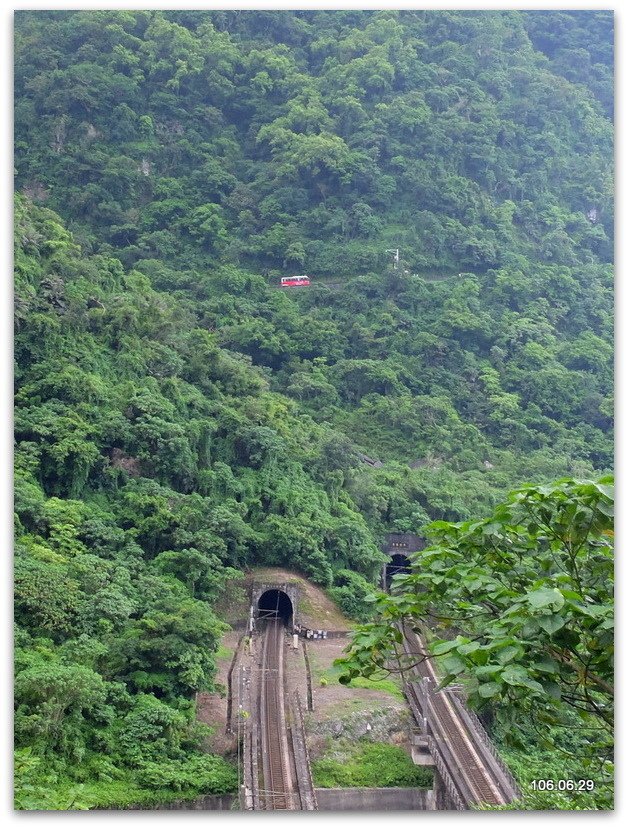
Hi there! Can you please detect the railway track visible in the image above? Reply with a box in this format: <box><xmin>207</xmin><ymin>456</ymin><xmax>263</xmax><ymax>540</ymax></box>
<box><xmin>427</xmin><ymin>683</ymin><xmax>504</xmax><ymax>805</ymax></box>
<box><xmin>402</xmin><ymin>626</ymin><xmax>516</xmax><ymax>808</ymax></box>
<box><xmin>245</xmin><ymin>615</ymin><xmax>514</xmax><ymax>810</ymax></box>
<box><xmin>259</xmin><ymin>620</ymin><xmax>295</xmax><ymax>810</ymax></box>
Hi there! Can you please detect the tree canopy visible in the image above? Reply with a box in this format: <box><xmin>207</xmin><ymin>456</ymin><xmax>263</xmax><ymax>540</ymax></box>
<box><xmin>337</xmin><ymin>477</ymin><xmax>614</xmax><ymax>807</ymax></box>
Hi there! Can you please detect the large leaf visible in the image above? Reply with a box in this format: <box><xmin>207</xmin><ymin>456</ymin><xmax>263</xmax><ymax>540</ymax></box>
<box><xmin>537</xmin><ymin>614</ymin><xmax>566</xmax><ymax>635</ymax></box>
<box><xmin>477</xmin><ymin>681</ymin><xmax>501</xmax><ymax>698</ymax></box>
<box><xmin>527</xmin><ymin>588</ymin><xmax>565</xmax><ymax>610</ymax></box>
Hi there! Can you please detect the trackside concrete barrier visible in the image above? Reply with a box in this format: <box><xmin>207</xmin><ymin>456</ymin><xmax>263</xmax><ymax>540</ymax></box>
<box><xmin>314</xmin><ymin>787</ymin><xmax>433</xmax><ymax>810</ymax></box>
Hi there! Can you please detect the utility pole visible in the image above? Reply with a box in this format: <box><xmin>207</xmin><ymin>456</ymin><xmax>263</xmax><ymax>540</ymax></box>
<box><xmin>385</xmin><ymin>248</ymin><xmax>400</xmax><ymax>270</ymax></box>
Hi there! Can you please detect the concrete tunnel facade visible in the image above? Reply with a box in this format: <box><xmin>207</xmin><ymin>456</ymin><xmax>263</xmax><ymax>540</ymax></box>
<box><xmin>382</xmin><ymin>532</ymin><xmax>426</xmax><ymax>589</ymax></box>
<box><xmin>251</xmin><ymin>581</ymin><xmax>300</xmax><ymax>628</ymax></box>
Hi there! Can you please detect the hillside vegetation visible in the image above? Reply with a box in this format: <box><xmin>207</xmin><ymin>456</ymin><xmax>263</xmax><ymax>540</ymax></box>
<box><xmin>14</xmin><ymin>9</ymin><xmax>613</xmax><ymax>809</ymax></box>
<box><xmin>15</xmin><ymin>10</ymin><xmax>613</xmax><ymax>482</ymax></box>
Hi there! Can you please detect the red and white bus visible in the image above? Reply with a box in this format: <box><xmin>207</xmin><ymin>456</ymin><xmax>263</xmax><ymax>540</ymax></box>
<box><xmin>280</xmin><ymin>275</ymin><xmax>310</xmax><ymax>287</ymax></box>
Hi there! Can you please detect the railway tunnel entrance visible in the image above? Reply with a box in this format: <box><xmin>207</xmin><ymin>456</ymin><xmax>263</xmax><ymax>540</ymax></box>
<box><xmin>382</xmin><ymin>533</ymin><xmax>425</xmax><ymax>591</ymax></box>
<box><xmin>257</xmin><ymin>589</ymin><xmax>293</xmax><ymax>625</ymax></box>
<box><xmin>385</xmin><ymin>554</ymin><xmax>411</xmax><ymax>589</ymax></box>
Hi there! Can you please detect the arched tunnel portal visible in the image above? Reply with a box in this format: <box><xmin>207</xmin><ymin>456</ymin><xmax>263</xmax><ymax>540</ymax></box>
<box><xmin>257</xmin><ymin>589</ymin><xmax>293</xmax><ymax>625</ymax></box>
<box><xmin>385</xmin><ymin>553</ymin><xmax>411</xmax><ymax>590</ymax></box>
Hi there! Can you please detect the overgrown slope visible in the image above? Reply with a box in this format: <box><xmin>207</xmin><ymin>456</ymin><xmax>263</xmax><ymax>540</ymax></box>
<box><xmin>15</xmin><ymin>9</ymin><xmax>613</xmax><ymax>486</ymax></box>
<box><xmin>13</xmin><ymin>9</ymin><xmax>613</xmax><ymax>809</ymax></box>
<box><xmin>13</xmin><ymin>195</ymin><xmax>384</xmax><ymax>807</ymax></box>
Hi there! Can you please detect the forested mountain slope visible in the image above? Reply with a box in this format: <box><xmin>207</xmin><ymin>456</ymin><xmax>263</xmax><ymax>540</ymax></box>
<box><xmin>15</xmin><ymin>9</ymin><xmax>613</xmax><ymax>480</ymax></box>
<box><xmin>14</xmin><ymin>194</ymin><xmax>386</xmax><ymax>807</ymax></box>
<box><xmin>16</xmin><ymin>10</ymin><xmax>613</xmax><ymax>273</ymax></box>
<box><xmin>14</xmin><ymin>9</ymin><xmax>613</xmax><ymax>809</ymax></box>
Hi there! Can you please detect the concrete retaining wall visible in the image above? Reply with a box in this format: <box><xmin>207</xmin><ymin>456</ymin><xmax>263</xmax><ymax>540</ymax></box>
<box><xmin>108</xmin><ymin>794</ymin><xmax>236</xmax><ymax>810</ymax></box>
<box><xmin>314</xmin><ymin>787</ymin><xmax>433</xmax><ymax>811</ymax></box>
<box><xmin>148</xmin><ymin>794</ymin><xmax>235</xmax><ymax>810</ymax></box>
<box><xmin>115</xmin><ymin>789</ymin><xmax>431</xmax><ymax>811</ymax></box>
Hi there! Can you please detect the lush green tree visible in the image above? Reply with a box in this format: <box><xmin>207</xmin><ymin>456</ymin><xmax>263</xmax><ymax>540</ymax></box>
<box><xmin>338</xmin><ymin>477</ymin><xmax>614</xmax><ymax>766</ymax></box>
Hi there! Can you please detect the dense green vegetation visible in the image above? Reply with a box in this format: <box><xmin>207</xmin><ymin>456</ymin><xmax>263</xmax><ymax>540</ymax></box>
<box><xmin>15</xmin><ymin>9</ymin><xmax>613</xmax><ymax>487</ymax></box>
<box><xmin>13</xmin><ymin>194</ymin><xmax>384</xmax><ymax>808</ymax></box>
<box><xmin>14</xmin><ymin>9</ymin><xmax>613</xmax><ymax>810</ymax></box>
<box><xmin>312</xmin><ymin>742</ymin><xmax>432</xmax><ymax>789</ymax></box>
<box><xmin>491</xmin><ymin>714</ymin><xmax>613</xmax><ymax>811</ymax></box>
<box><xmin>338</xmin><ymin>478</ymin><xmax>614</xmax><ymax>808</ymax></box>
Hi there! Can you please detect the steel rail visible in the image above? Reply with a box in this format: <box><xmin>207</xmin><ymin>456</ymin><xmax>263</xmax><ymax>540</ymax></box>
<box><xmin>401</xmin><ymin>626</ymin><xmax>512</xmax><ymax>807</ymax></box>
<box><xmin>259</xmin><ymin>620</ymin><xmax>297</xmax><ymax>810</ymax></box>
